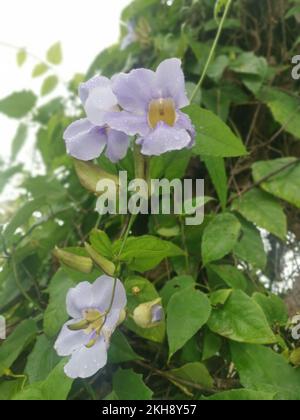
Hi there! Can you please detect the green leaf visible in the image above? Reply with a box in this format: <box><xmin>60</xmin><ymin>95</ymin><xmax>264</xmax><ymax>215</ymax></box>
<box><xmin>203</xmin><ymin>156</ymin><xmax>228</xmax><ymax>210</ymax></box>
<box><xmin>208</xmin><ymin>290</ymin><xmax>277</xmax><ymax>344</ymax></box>
<box><xmin>0</xmin><ymin>164</ymin><xmax>23</xmax><ymax>194</ymax></box>
<box><xmin>170</xmin><ymin>362</ymin><xmax>213</xmax><ymax>396</ymax></box>
<box><xmin>0</xmin><ymin>90</ymin><xmax>37</xmax><ymax>119</ymax></box>
<box><xmin>32</xmin><ymin>63</ymin><xmax>49</xmax><ymax>78</ymax></box>
<box><xmin>116</xmin><ymin>235</ymin><xmax>184</xmax><ymax>272</ymax></box>
<box><xmin>3</xmin><ymin>197</ymin><xmax>45</xmax><ymax>243</ymax></box>
<box><xmin>108</xmin><ymin>330</ymin><xmax>141</xmax><ymax>364</ymax></box>
<box><xmin>233</xmin><ymin>217</ymin><xmax>267</xmax><ymax>270</ymax></box>
<box><xmin>17</xmin><ymin>49</ymin><xmax>27</xmax><ymax>67</ymax></box>
<box><xmin>41</xmin><ymin>75</ymin><xmax>59</xmax><ymax>96</ymax></box>
<box><xmin>207</xmin><ymin>389</ymin><xmax>275</xmax><ymax>401</ymax></box>
<box><xmin>90</xmin><ymin>229</ymin><xmax>113</xmax><ymax>259</ymax></box>
<box><xmin>231</xmin><ymin>343</ymin><xmax>300</xmax><ymax>400</ymax></box>
<box><xmin>258</xmin><ymin>88</ymin><xmax>300</xmax><ymax>140</ymax></box>
<box><xmin>160</xmin><ymin>275</ymin><xmax>195</xmax><ymax>307</ymax></box>
<box><xmin>43</xmin><ymin>269</ymin><xmax>74</xmax><ymax>337</ymax></box>
<box><xmin>231</xmin><ymin>189</ymin><xmax>287</xmax><ymax>240</ymax></box>
<box><xmin>209</xmin><ymin>264</ymin><xmax>247</xmax><ymax>291</ymax></box>
<box><xmin>184</xmin><ymin>105</ymin><xmax>247</xmax><ymax>157</ymax></box>
<box><xmin>10</xmin><ymin>123</ymin><xmax>28</xmax><ymax>162</ymax></box>
<box><xmin>46</xmin><ymin>42</ymin><xmax>62</xmax><ymax>65</ymax></box>
<box><xmin>113</xmin><ymin>369</ymin><xmax>153</xmax><ymax>400</ymax></box>
<box><xmin>252</xmin><ymin>158</ymin><xmax>300</xmax><ymax>208</ymax></box>
<box><xmin>202</xmin><ymin>329</ymin><xmax>222</xmax><ymax>361</ymax></box>
<box><xmin>25</xmin><ymin>335</ymin><xmax>60</xmax><ymax>383</ymax></box>
<box><xmin>202</xmin><ymin>213</ymin><xmax>241</xmax><ymax>265</ymax></box>
<box><xmin>0</xmin><ymin>380</ymin><xmax>23</xmax><ymax>400</ymax></box>
<box><xmin>125</xmin><ymin>276</ymin><xmax>165</xmax><ymax>343</ymax></box>
<box><xmin>0</xmin><ymin>320</ymin><xmax>37</xmax><ymax>376</ymax></box>
<box><xmin>167</xmin><ymin>287</ymin><xmax>211</xmax><ymax>358</ymax></box>
<box><xmin>252</xmin><ymin>293</ymin><xmax>288</xmax><ymax>327</ymax></box>
<box><xmin>13</xmin><ymin>361</ymin><xmax>73</xmax><ymax>400</ymax></box>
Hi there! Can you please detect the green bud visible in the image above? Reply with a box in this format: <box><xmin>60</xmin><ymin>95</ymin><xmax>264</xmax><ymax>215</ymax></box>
<box><xmin>133</xmin><ymin>298</ymin><xmax>163</xmax><ymax>329</ymax></box>
<box><xmin>84</xmin><ymin>243</ymin><xmax>116</xmax><ymax>276</ymax></box>
<box><xmin>53</xmin><ymin>247</ymin><xmax>93</xmax><ymax>274</ymax></box>
<box><xmin>290</xmin><ymin>348</ymin><xmax>300</xmax><ymax>366</ymax></box>
<box><xmin>73</xmin><ymin>159</ymin><xmax>119</xmax><ymax>195</ymax></box>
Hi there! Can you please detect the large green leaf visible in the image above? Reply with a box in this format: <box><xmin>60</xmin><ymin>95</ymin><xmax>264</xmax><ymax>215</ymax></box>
<box><xmin>184</xmin><ymin>105</ymin><xmax>247</xmax><ymax>157</ymax></box>
<box><xmin>202</xmin><ymin>213</ymin><xmax>241</xmax><ymax>265</ymax></box>
<box><xmin>233</xmin><ymin>217</ymin><xmax>267</xmax><ymax>270</ymax></box>
<box><xmin>43</xmin><ymin>269</ymin><xmax>74</xmax><ymax>338</ymax></box>
<box><xmin>208</xmin><ymin>290</ymin><xmax>276</xmax><ymax>344</ymax></box>
<box><xmin>25</xmin><ymin>335</ymin><xmax>60</xmax><ymax>383</ymax></box>
<box><xmin>167</xmin><ymin>287</ymin><xmax>211</xmax><ymax>358</ymax></box>
<box><xmin>0</xmin><ymin>91</ymin><xmax>37</xmax><ymax>119</ymax></box>
<box><xmin>170</xmin><ymin>362</ymin><xmax>214</xmax><ymax>395</ymax></box>
<box><xmin>203</xmin><ymin>156</ymin><xmax>228</xmax><ymax>209</ymax></box>
<box><xmin>209</xmin><ymin>264</ymin><xmax>247</xmax><ymax>291</ymax></box>
<box><xmin>231</xmin><ymin>343</ymin><xmax>300</xmax><ymax>400</ymax></box>
<box><xmin>112</xmin><ymin>369</ymin><xmax>153</xmax><ymax>400</ymax></box>
<box><xmin>0</xmin><ymin>320</ymin><xmax>37</xmax><ymax>376</ymax></box>
<box><xmin>160</xmin><ymin>275</ymin><xmax>195</xmax><ymax>306</ymax></box>
<box><xmin>116</xmin><ymin>235</ymin><xmax>184</xmax><ymax>272</ymax></box>
<box><xmin>252</xmin><ymin>158</ymin><xmax>300</xmax><ymax>208</ymax></box>
<box><xmin>207</xmin><ymin>389</ymin><xmax>275</xmax><ymax>401</ymax></box>
<box><xmin>252</xmin><ymin>293</ymin><xmax>288</xmax><ymax>327</ymax></box>
<box><xmin>108</xmin><ymin>330</ymin><xmax>141</xmax><ymax>364</ymax></box>
<box><xmin>231</xmin><ymin>189</ymin><xmax>287</xmax><ymax>240</ymax></box>
<box><xmin>13</xmin><ymin>361</ymin><xmax>73</xmax><ymax>401</ymax></box>
<box><xmin>258</xmin><ymin>88</ymin><xmax>300</xmax><ymax>140</ymax></box>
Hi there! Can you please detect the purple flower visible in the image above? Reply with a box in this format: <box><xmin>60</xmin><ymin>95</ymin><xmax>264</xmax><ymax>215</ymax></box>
<box><xmin>106</xmin><ymin>58</ymin><xmax>195</xmax><ymax>156</ymax></box>
<box><xmin>54</xmin><ymin>276</ymin><xmax>127</xmax><ymax>379</ymax></box>
<box><xmin>63</xmin><ymin>76</ymin><xmax>129</xmax><ymax>163</ymax></box>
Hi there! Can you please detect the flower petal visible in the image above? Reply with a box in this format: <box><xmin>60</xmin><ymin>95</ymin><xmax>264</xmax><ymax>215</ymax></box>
<box><xmin>112</xmin><ymin>68</ymin><xmax>158</xmax><ymax>113</ymax></box>
<box><xmin>54</xmin><ymin>321</ymin><xmax>88</xmax><ymax>357</ymax></box>
<box><xmin>64</xmin><ymin>337</ymin><xmax>108</xmax><ymax>379</ymax></box>
<box><xmin>63</xmin><ymin>119</ymin><xmax>107</xmax><ymax>161</ymax></box>
<box><xmin>156</xmin><ymin>58</ymin><xmax>189</xmax><ymax>109</ymax></box>
<box><xmin>85</xmin><ymin>85</ymin><xmax>119</xmax><ymax>126</ymax></box>
<box><xmin>176</xmin><ymin>111</ymin><xmax>196</xmax><ymax>147</ymax></box>
<box><xmin>105</xmin><ymin>129</ymin><xmax>130</xmax><ymax>163</ymax></box>
<box><xmin>106</xmin><ymin>111</ymin><xmax>150</xmax><ymax>137</ymax></box>
<box><xmin>138</xmin><ymin>122</ymin><xmax>192</xmax><ymax>156</ymax></box>
<box><xmin>79</xmin><ymin>76</ymin><xmax>111</xmax><ymax>105</ymax></box>
<box><xmin>91</xmin><ymin>276</ymin><xmax>127</xmax><ymax>315</ymax></box>
<box><xmin>66</xmin><ymin>281</ymin><xmax>94</xmax><ymax>319</ymax></box>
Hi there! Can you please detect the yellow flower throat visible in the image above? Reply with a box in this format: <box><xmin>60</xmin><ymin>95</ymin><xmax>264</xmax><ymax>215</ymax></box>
<box><xmin>148</xmin><ymin>98</ymin><xmax>176</xmax><ymax>129</ymax></box>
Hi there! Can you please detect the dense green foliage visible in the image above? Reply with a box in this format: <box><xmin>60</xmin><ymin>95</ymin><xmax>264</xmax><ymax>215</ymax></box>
<box><xmin>0</xmin><ymin>0</ymin><xmax>300</xmax><ymax>400</ymax></box>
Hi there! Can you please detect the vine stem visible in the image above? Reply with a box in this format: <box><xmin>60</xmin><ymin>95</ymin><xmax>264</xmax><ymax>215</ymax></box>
<box><xmin>189</xmin><ymin>0</ymin><xmax>233</xmax><ymax>103</ymax></box>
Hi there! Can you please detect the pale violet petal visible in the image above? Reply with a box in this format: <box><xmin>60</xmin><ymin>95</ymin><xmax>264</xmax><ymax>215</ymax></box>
<box><xmin>105</xmin><ymin>129</ymin><xmax>130</xmax><ymax>163</ymax></box>
<box><xmin>85</xmin><ymin>85</ymin><xmax>119</xmax><ymax>126</ymax></box>
<box><xmin>64</xmin><ymin>337</ymin><xmax>108</xmax><ymax>379</ymax></box>
<box><xmin>91</xmin><ymin>276</ymin><xmax>127</xmax><ymax>315</ymax></box>
<box><xmin>112</xmin><ymin>68</ymin><xmax>158</xmax><ymax>113</ymax></box>
<box><xmin>106</xmin><ymin>111</ymin><xmax>150</xmax><ymax>137</ymax></box>
<box><xmin>139</xmin><ymin>122</ymin><xmax>192</xmax><ymax>156</ymax></box>
<box><xmin>63</xmin><ymin>119</ymin><xmax>107</xmax><ymax>161</ymax></box>
<box><xmin>66</xmin><ymin>281</ymin><xmax>94</xmax><ymax>319</ymax></box>
<box><xmin>54</xmin><ymin>321</ymin><xmax>88</xmax><ymax>357</ymax></box>
<box><xmin>155</xmin><ymin>58</ymin><xmax>189</xmax><ymax>109</ymax></box>
<box><xmin>79</xmin><ymin>76</ymin><xmax>111</xmax><ymax>105</ymax></box>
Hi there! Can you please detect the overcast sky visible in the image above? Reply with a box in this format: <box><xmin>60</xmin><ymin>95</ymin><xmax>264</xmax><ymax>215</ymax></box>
<box><xmin>0</xmin><ymin>0</ymin><xmax>131</xmax><ymax>165</ymax></box>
